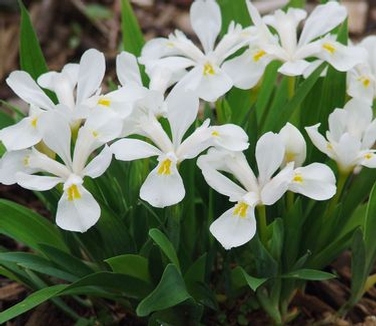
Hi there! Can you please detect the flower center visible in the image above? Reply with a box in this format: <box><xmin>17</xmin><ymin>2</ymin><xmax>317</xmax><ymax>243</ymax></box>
<box><xmin>322</xmin><ymin>42</ymin><xmax>336</xmax><ymax>55</ymax></box>
<box><xmin>157</xmin><ymin>158</ymin><xmax>172</xmax><ymax>175</ymax></box>
<box><xmin>358</xmin><ymin>76</ymin><xmax>371</xmax><ymax>88</ymax></box>
<box><xmin>233</xmin><ymin>202</ymin><xmax>249</xmax><ymax>218</ymax></box>
<box><xmin>203</xmin><ymin>63</ymin><xmax>215</xmax><ymax>76</ymax></box>
<box><xmin>67</xmin><ymin>184</ymin><xmax>81</xmax><ymax>201</ymax></box>
<box><xmin>253</xmin><ymin>49</ymin><xmax>266</xmax><ymax>62</ymax></box>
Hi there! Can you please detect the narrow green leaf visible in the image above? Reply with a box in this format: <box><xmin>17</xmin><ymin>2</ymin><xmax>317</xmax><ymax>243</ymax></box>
<box><xmin>136</xmin><ymin>264</ymin><xmax>191</xmax><ymax>317</ymax></box>
<box><xmin>149</xmin><ymin>228</ymin><xmax>180</xmax><ymax>270</ymax></box>
<box><xmin>233</xmin><ymin>266</ymin><xmax>267</xmax><ymax>292</ymax></box>
<box><xmin>18</xmin><ymin>0</ymin><xmax>48</xmax><ymax>79</ymax></box>
<box><xmin>284</xmin><ymin>269</ymin><xmax>336</xmax><ymax>281</ymax></box>
<box><xmin>105</xmin><ymin>254</ymin><xmax>151</xmax><ymax>283</ymax></box>
<box><xmin>364</xmin><ymin>182</ymin><xmax>376</xmax><ymax>267</ymax></box>
<box><xmin>0</xmin><ymin>199</ymin><xmax>68</xmax><ymax>252</ymax></box>
<box><xmin>0</xmin><ymin>284</ymin><xmax>67</xmax><ymax>324</ymax></box>
<box><xmin>120</xmin><ymin>0</ymin><xmax>144</xmax><ymax>56</ymax></box>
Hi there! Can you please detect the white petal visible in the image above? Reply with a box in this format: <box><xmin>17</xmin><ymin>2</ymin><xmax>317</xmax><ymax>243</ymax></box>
<box><xmin>305</xmin><ymin>124</ymin><xmax>331</xmax><ymax>157</ymax></box>
<box><xmin>363</xmin><ymin>120</ymin><xmax>376</xmax><ymax>149</ymax></box>
<box><xmin>279</xmin><ymin>122</ymin><xmax>306</xmax><ymax>167</ymax></box>
<box><xmin>139</xmin><ymin>37</ymin><xmax>183</xmax><ymax>62</ymax></box>
<box><xmin>335</xmin><ymin>133</ymin><xmax>362</xmax><ymax>172</ymax></box>
<box><xmin>278</xmin><ymin>60</ymin><xmax>311</xmax><ymax>76</ymax></box>
<box><xmin>166</xmin><ymin>86</ymin><xmax>199</xmax><ymax>146</ymax></box>
<box><xmin>76</xmin><ymin>49</ymin><xmax>105</xmax><ymax>104</ymax></box>
<box><xmin>6</xmin><ymin>71</ymin><xmax>55</xmax><ymax>110</ymax></box>
<box><xmin>116</xmin><ymin>51</ymin><xmax>142</xmax><ymax>86</ymax></box>
<box><xmin>111</xmin><ymin>138</ymin><xmax>161</xmax><ymax>161</ymax></box>
<box><xmin>209</xmin><ymin>124</ymin><xmax>249</xmax><ymax>152</ymax></box>
<box><xmin>190</xmin><ymin>0</ymin><xmax>221</xmax><ymax>53</ymax></box>
<box><xmin>57</xmin><ymin>183</ymin><xmax>100</xmax><ymax>232</ymax></box>
<box><xmin>38</xmin><ymin>110</ymin><xmax>72</xmax><ymax>167</ymax></box>
<box><xmin>299</xmin><ymin>1</ymin><xmax>347</xmax><ymax>46</ymax></box>
<box><xmin>83</xmin><ymin>145</ymin><xmax>112</xmax><ymax>178</ymax></box>
<box><xmin>209</xmin><ymin>203</ymin><xmax>257</xmax><ymax>250</ymax></box>
<box><xmin>256</xmin><ymin>132</ymin><xmax>285</xmax><ymax>186</ymax></box>
<box><xmin>0</xmin><ymin>117</ymin><xmax>42</xmax><ymax>151</ymax></box>
<box><xmin>221</xmin><ymin>49</ymin><xmax>271</xmax><ymax>89</ymax></box>
<box><xmin>140</xmin><ymin>157</ymin><xmax>185</xmax><ymax>208</ymax></box>
<box><xmin>16</xmin><ymin>172</ymin><xmax>62</xmax><ymax>191</ymax></box>
<box><xmin>0</xmin><ymin>150</ymin><xmax>34</xmax><ymax>185</ymax></box>
<box><xmin>261</xmin><ymin>162</ymin><xmax>294</xmax><ymax>205</ymax></box>
<box><xmin>289</xmin><ymin>163</ymin><xmax>336</xmax><ymax>200</ymax></box>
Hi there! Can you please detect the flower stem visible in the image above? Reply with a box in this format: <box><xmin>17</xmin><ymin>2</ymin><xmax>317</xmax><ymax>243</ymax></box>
<box><xmin>257</xmin><ymin>205</ymin><xmax>268</xmax><ymax>247</ymax></box>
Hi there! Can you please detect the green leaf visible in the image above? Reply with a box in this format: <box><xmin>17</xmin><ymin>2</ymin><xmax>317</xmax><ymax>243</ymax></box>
<box><xmin>232</xmin><ymin>266</ymin><xmax>267</xmax><ymax>292</ymax></box>
<box><xmin>120</xmin><ymin>0</ymin><xmax>144</xmax><ymax>56</ymax></box>
<box><xmin>283</xmin><ymin>269</ymin><xmax>336</xmax><ymax>281</ymax></box>
<box><xmin>364</xmin><ymin>182</ymin><xmax>376</xmax><ymax>267</ymax></box>
<box><xmin>136</xmin><ymin>264</ymin><xmax>191</xmax><ymax>317</ymax></box>
<box><xmin>0</xmin><ymin>284</ymin><xmax>67</xmax><ymax>324</ymax></box>
<box><xmin>0</xmin><ymin>199</ymin><xmax>68</xmax><ymax>253</ymax></box>
<box><xmin>105</xmin><ymin>254</ymin><xmax>151</xmax><ymax>283</ymax></box>
<box><xmin>217</xmin><ymin>0</ymin><xmax>251</xmax><ymax>33</ymax></box>
<box><xmin>149</xmin><ymin>228</ymin><xmax>180</xmax><ymax>270</ymax></box>
<box><xmin>0</xmin><ymin>252</ymin><xmax>78</xmax><ymax>282</ymax></box>
<box><xmin>18</xmin><ymin>0</ymin><xmax>48</xmax><ymax>79</ymax></box>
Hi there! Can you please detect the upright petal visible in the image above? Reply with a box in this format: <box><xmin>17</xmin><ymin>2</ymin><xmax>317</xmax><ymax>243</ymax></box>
<box><xmin>76</xmin><ymin>49</ymin><xmax>105</xmax><ymax>104</ymax></box>
<box><xmin>57</xmin><ymin>182</ymin><xmax>100</xmax><ymax>232</ymax></box>
<box><xmin>190</xmin><ymin>0</ymin><xmax>221</xmax><ymax>54</ymax></box>
<box><xmin>298</xmin><ymin>1</ymin><xmax>347</xmax><ymax>46</ymax></box>
<box><xmin>166</xmin><ymin>87</ymin><xmax>199</xmax><ymax>146</ymax></box>
<box><xmin>6</xmin><ymin>71</ymin><xmax>55</xmax><ymax>110</ymax></box>
<box><xmin>256</xmin><ymin>132</ymin><xmax>285</xmax><ymax>186</ymax></box>
<box><xmin>83</xmin><ymin>145</ymin><xmax>113</xmax><ymax>179</ymax></box>
<box><xmin>140</xmin><ymin>154</ymin><xmax>185</xmax><ymax>208</ymax></box>
<box><xmin>116</xmin><ymin>51</ymin><xmax>142</xmax><ymax>87</ymax></box>
<box><xmin>279</xmin><ymin>122</ymin><xmax>306</xmax><ymax>167</ymax></box>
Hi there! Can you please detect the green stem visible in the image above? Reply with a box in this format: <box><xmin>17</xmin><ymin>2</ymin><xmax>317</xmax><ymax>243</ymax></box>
<box><xmin>257</xmin><ymin>205</ymin><xmax>268</xmax><ymax>247</ymax></box>
<box><xmin>166</xmin><ymin>204</ymin><xmax>181</xmax><ymax>250</ymax></box>
<box><xmin>286</xmin><ymin>191</ymin><xmax>295</xmax><ymax>212</ymax></box>
<box><xmin>287</xmin><ymin>76</ymin><xmax>296</xmax><ymax>100</ymax></box>
<box><xmin>327</xmin><ymin>171</ymin><xmax>349</xmax><ymax>216</ymax></box>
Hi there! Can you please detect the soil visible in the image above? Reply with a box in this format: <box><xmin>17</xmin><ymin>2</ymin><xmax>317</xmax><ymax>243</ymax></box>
<box><xmin>1</xmin><ymin>0</ymin><xmax>376</xmax><ymax>325</ymax></box>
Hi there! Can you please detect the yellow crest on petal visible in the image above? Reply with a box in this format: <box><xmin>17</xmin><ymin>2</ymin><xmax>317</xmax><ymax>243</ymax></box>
<box><xmin>233</xmin><ymin>202</ymin><xmax>249</xmax><ymax>218</ymax></box>
<box><xmin>98</xmin><ymin>98</ymin><xmax>111</xmax><ymax>107</ymax></box>
<box><xmin>203</xmin><ymin>63</ymin><xmax>215</xmax><ymax>76</ymax></box>
<box><xmin>322</xmin><ymin>43</ymin><xmax>336</xmax><ymax>55</ymax></box>
<box><xmin>157</xmin><ymin>158</ymin><xmax>172</xmax><ymax>175</ymax></box>
<box><xmin>67</xmin><ymin>184</ymin><xmax>82</xmax><ymax>201</ymax></box>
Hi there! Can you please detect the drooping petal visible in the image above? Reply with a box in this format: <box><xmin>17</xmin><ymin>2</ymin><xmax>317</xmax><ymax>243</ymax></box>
<box><xmin>111</xmin><ymin>138</ymin><xmax>161</xmax><ymax>161</ymax></box>
<box><xmin>197</xmin><ymin>154</ymin><xmax>248</xmax><ymax>201</ymax></box>
<box><xmin>57</xmin><ymin>182</ymin><xmax>100</xmax><ymax>232</ymax></box>
<box><xmin>76</xmin><ymin>49</ymin><xmax>105</xmax><ymax>104</ymax></box>
<box><xmin>16</xmin><ymin>172</ymin><xmax>62</xmax><ymax>191</ymax></box>
<box><xmin>209</xmin><ymin>201</ymin><xmax>257</xmax><ymax>250</ymax></box>
<box><xmin>305</xmin><ymin>124</ymin><xmax>332</xmax><ymax>157</ymax></box>
<box><xmin>208</xmin><ymin>124</ymin><xmax>249</xmax><ymax>152</ymax></box>
<box><xmin>256</xmin><ymin>132</ymin><xmax>285</xmax><ymax>186</ymax></box>
<box><xmin>116</xmin><ymin>51</ymin><xmax>142</xmax><ymax>86</ymax></box>
<box><xmin>6</xmin><ymin>71</ymin><xmax>55</xmax><ymax>110</ymax></box>
<box><xmin>0</xmin><ymin>117</ymin><xmax>42</xmax><ymax>151</ymax></box>
<box><xmin>166</xmin><ymin>87</ymin><xmax>199</xmax><ymax>146</ymax></box>
<box><xmin>221</xmin><ymin>49</ymin><xmax>271</xmax><ymax>89</ymax></box>
<box><xmin>140</xmin><ymin>154</ymin><xmax>185</xmax><ymax>208</ymax></box>
<box><xmin>83</xmin><ymin>145</ymin><xmax>113</xmax><ymax>179</ymax></box>
<box><xmin>139</xmin><ymin>37</ymin><xmax>184</xmax><ymax>62</ymax></box>
<box><xmin>346</xmin><ymin>66</ymin><xmax>375</xmax><ymax>104</ymax></box>
<box><xmin>278</xmin><ymin>59</ymin><xmax>312</xmax><ymax>76</ymax></box>
<box><xmin>288</xmin><ymin>163</ymin><xmax>336</xmax><ymax>200</ymax></box>
<box><xmin>0</xmin><ymin>149</ymin><xmax>34</xmax><ymax>185</ymax></box>
<box><xmin>298</xmin><ymin>1</ymin><xmax>347</xmax><ymax>46</ymax></box>
<box><xmin>359</xmin><ymin>151</ymin><xmax>376</xmax><ymax>168</ymax></box>
<box><xmin>279</xmin><ymin>122</ymin><xmax>306</xmax><ymax>167</ymax></box>
<box><xmin>190</xmin><ymin>0</ymin><xmax>221</xmax><ymax>54</ymax></box>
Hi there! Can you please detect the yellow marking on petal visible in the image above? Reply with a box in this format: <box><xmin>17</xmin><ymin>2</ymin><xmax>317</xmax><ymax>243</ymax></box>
<box><xmin>364</xmin><ymin>153</ymin><xmax>374</xmax><ymax>160</ymax></box>
<box><xmin>358</xmin><ymin>76</ymin><xmax>371</xmax><ymax>88</ymax></box>
<box><xmin>293</xmin><ymin>173</ymin><xmax>303</xmax><ymax>183</ymax></box>
<box><xmin>67</xmin><ymin>184</ymin><xmax>81</xmax><ymax>201</ymax></box>
<box><xmin>322</xmin><ymin>42</ymin><xmax>336</xmax><ymax>55</ymax></box>
<box><xmin>31</xmin><ymin>117</ymin><xmax>38</xmax><ymax>128</ymax></box>
<box><xmin>157</xmin><ymin>159</ymin><xmax>172</xmax><ymax>175</ymax></box>
<box><xmin>92</xmin><ymin>130</ymin><xmax>99</xmax><ymax>138</ymax></box>
<box><xmin>233</xmin><ymin>202</ymin><xmax>249</xmax><ymax>218</ymax></box>
<box><xmin>166</xmin><ymin>41</ymin><xmax>175</xmax><ymax>48</ymax></box>
<box><xmin>253</xmin><ymin>49</ymin><xmax>266</xmax><ymax>62</ymax></box>
<box><xmin>211</xmin><ymin>130</ymin><xmax>219</xmax><ymax>137</ymax></box>
<box><xmin>98</xmin><ymin>98</ymin><xmax>111</xmax><ymax>107</ymax></box>
<box><xmin>285</xmin><ymin>152</ymin><xmax>296</xmax><ymax>163</ymax></box>
<box><xmin>326</xmin><ymin>143</ymin><xmax>333</xmax><ymax>150</ymax></box>
<box><xmin>203</xmin><ymin>63</ymin><xmax>215</xmax><ymax>76</ymax></box>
